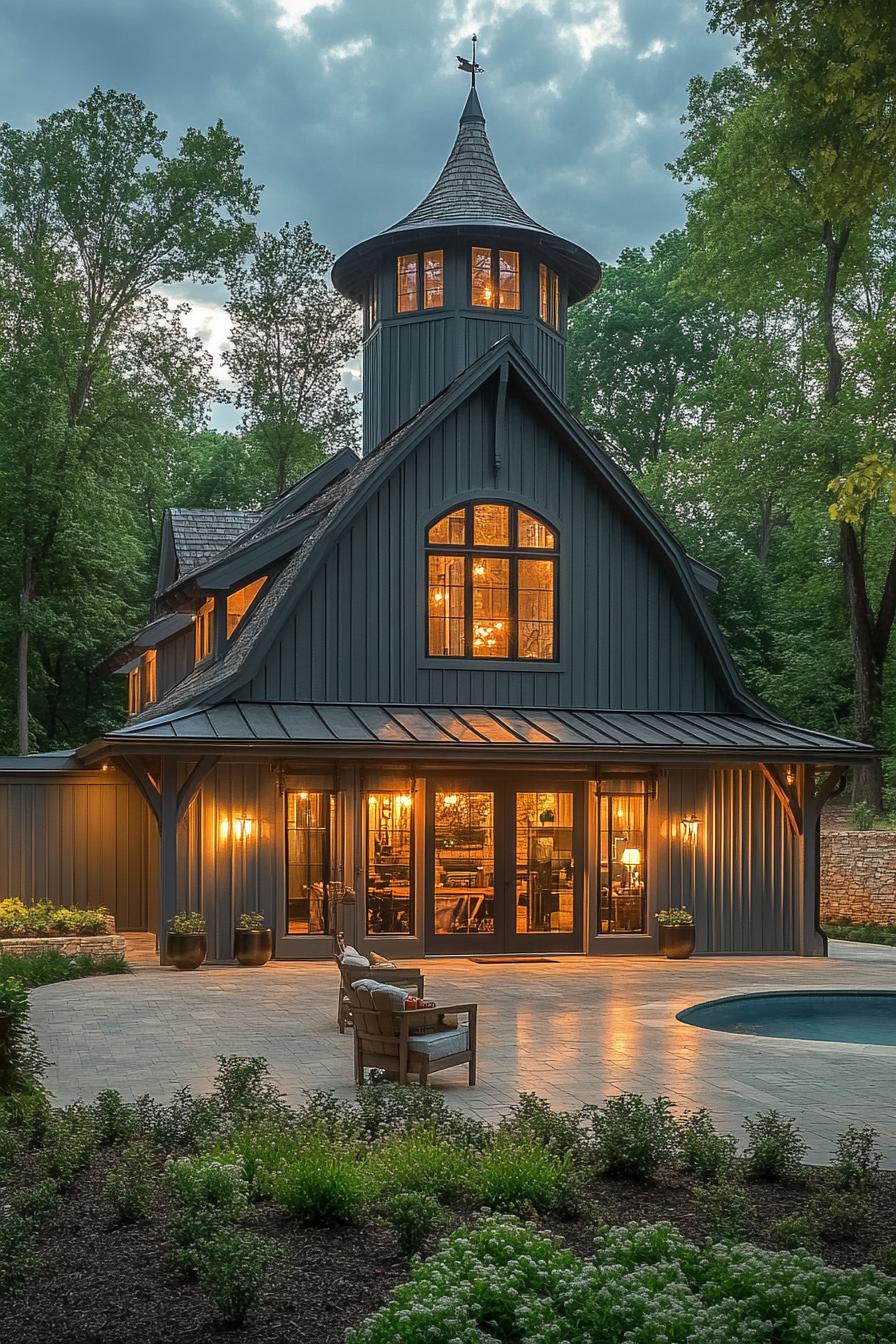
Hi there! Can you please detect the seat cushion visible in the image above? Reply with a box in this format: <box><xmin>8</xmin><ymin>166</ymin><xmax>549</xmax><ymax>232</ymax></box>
<box><xmin>407</xmin><ymin>1027</ymin><xmax>469</xmax><ymax>1061</ymax></box>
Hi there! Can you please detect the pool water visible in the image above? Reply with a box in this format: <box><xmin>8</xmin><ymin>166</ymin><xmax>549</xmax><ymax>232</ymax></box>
<box><xmin>677</xmin><ymin>991</ymin><xmax>896</xmax><ymax>1046</ymax></box>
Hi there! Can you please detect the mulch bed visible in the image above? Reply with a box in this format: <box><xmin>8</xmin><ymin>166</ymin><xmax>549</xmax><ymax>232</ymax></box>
<box><xmin>4</xmin><ymin>1160</ymin><xmax>896</xmax><ymax>1343</ymax></box>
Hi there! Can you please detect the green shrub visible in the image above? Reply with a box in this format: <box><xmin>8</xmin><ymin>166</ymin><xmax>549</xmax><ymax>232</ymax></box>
<box><xmin>170</xmin><ymin>1205</ymin><xmax>232</xmax><ymax>1276</ymax></box>
<box><xmin>588</xmin><ymin>1094</ymin><xmax>677</xmax><ymax>1179</ymax></box>
<box><xmin>355</xmin><ymin>1079</ymin><xmax>451</xmax><ymax>1137</ymax></box>
<box><xmin>165</xmin><ymin>1155</ymin><xmax>250</xmax><ymax>1219</ymax></box>
<box><xmin>851</xmin><ymin>800</ymin><xmax>876</xmax><ymax>830</ymax></box>
<box><xmin>0</xmin><ymin>950</ymin><xmax>127</xmax><ymax>989</ymax></box>
<box><xmin>9</xmin><ymin>1178</ymin><xmax>60</xmax><ymax>1226</ymax></box>
<box><xmin>769</xmin><ymin>1213</ymin><xmax>821</xmax><ymax>1252</ymax></box>
<box><xmin>139</xmin><ymin>1087</ymin><xmax>221</xmax><ymax>1151</ymax></box>
<box><xmin>693</xmin><ymin>1181</ymin><xmax>754</xmax><ymax>1240</ymax></box>
<box><xmin>268</xmin><ymin>1135</ymin><xmax>371</xmax><ymax>1225</ymax></box>
<box><xmin>212</xmin><ymin>1055</ymin><xmax>285</xmax><ymax>1117</ymax></box>
<box><xmin>381</xmin><ymin>1190</ymin><xmax>447</xmax><ymax>1257</ymax></box>
<box><xmin>677</xmin><ymin>1108</ymin><xmax>737</xmax><ymax>1181</ymax></box>
<box><xmin>237</xmin><ymin>911</ymin><xmax>267</xmax><ymax>931</ymax></box>
<box><xmin>193</xmin><ymin>1227</ymin><xmax>273</xmax><ymax>1325</ymax></box>
<box><xmin>500</xmin><ymin>1092</ymin><xmax>585</xmax><ymax>1155</ymax></box>
<box><xmin>105</xmin><ymin>1142</ymin><xmax>156</xmax><ymax>1224</ymax></box>
<box><xmin>42</xmin><ymin>1106</ymin><xmax>99</xmax><ymax>1186</ymax></box>
<box><xmin>0</xmin><ymin>1211</ymin><xmax>35</xmax><ymax>1295</ymax></box>
<box><xmin>470</xmin><ymin>1133</ymin><xmax>578</xmax><ymax>1215</ymax></box>
<box><xmin>818</xmin><ymin>1190</ymin><xmax>869</xmax><ymax>1241</ymax></box>
<box><xmin>370</xmin><ymin>1127</ymin><xmax>470</xmax><ymax>1203</ymax></box>
<box><xmin>0</xmin><ymin>898</ymin><xmax>109</xmax><ymax>939</ymax></box>
<box><xmin>833</xmin><ymin>1125</ymin><xmax>881</xmax><ymax>1189</ymax></box>
<box><xmin>0</xmin><ymin>976</ymin><xmax>47</xmax><ymax>1093</ymax></box>
<box><xmin>207</xmin><ymin>1122</ymin><xmax>299</xmax><ymax>1196</ymax></box>
<box><xmin>823</xmin><ymin>921</ymin><xmax>896</xmax><ymax>947</ymax></box>
<box><xmin>742</xmin><ymin>1110</ymin><xmax>807</xmax><ymax>1181</ymax></box>
<box><xmin>347</xmin><ymin>1215</ymin><xmax>896</xmax><ymax>1344</ymax></box>
<box><xmin>168</xmin><ymin>910</ymin><xmax>205</xmax><ymax>934</ymax></box>
<box><xmin>93</xmin><ymin>1089</ymin><xmax>137</xmax><ymax>1145</ymax></box>
<box><xmin>878</xmin><ymin>1243</ymin><xmax>896</xmax><ymax>1274</ymax></box>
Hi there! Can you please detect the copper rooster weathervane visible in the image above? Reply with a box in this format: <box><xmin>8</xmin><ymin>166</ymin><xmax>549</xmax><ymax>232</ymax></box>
<box><xmin>457</xmin><ymin>33</ymin><xmax>483</xmax><ymax>87</ymax></box>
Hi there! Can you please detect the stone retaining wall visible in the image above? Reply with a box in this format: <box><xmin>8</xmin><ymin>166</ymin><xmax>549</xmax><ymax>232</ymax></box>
<box><xmin>820</xmin><ymin>829</ymin><xmax>896</xmax><ymax>925</ymax></box>
<box><xmin>0</xmin><ymin>934</ymin><xmax>126</xmax><ymax>960</ymax></box>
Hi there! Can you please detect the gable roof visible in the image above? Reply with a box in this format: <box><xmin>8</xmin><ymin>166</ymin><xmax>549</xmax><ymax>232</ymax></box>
<box><xmin>127</xmin><ymin>336</ymin><xmax>784</xmax><ymax>729</ymax></box>
<box><xmin>332</xmin><ymin>89</ymin><xmax>601</xmax><ymax>305</ymax></box>
<box><xmin>168</xmin><ymin>508</ymin><xmax>260</xmax><ymax>574</ymax></box>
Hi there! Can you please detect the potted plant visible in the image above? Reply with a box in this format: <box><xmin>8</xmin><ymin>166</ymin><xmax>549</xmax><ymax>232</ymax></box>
<box><xmin>656</xmin><ymin>907</ymin><xmax>696</xmax><ymax>959</ymax></box>
<box><xmin>166</xmin><ymin>911</ymin><xmax>207</xmax><ymax>970</ymax></box>
<box><xmin>234</xmin><ymin>911</ymin><xmax>273</xmax><ymax>967</ymax></box>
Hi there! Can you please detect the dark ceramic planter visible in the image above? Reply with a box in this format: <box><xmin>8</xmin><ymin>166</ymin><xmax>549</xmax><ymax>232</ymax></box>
<box><xmin>234</xmin><ymin>928</ymin><xmax>273</xmax><ymax>967</ymax></box>
<box><xmin>167</xmin><ymin>931</ymin><xmax>207</xmax><ymax>971</ymax></box>
<box><xmin>659</xmin><ymin>924</ymin><xmax>695</xmax><ymax>959</ymax></box>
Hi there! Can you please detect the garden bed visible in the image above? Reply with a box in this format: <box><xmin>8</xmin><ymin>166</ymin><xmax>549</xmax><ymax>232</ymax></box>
<box><xmin>2</xmin><ymin>1062</ymin><xmax>895</xmax><ymax>1343</ymax></box>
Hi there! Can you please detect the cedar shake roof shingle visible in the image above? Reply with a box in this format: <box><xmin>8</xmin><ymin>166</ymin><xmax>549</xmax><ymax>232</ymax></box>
<box><xmin>331</xmin><ymin>89</ymin><xmax>601</xmax><ymax>305</ymax></box>
<box><xmin>392</xmin><ymin>88</ymin><xmax>541</xmax><ymax>231</ymax></box>
<box><xmin>168</xmin><ymin>509</ymin><xmax>261</xmax><ymax>574</ymax></box>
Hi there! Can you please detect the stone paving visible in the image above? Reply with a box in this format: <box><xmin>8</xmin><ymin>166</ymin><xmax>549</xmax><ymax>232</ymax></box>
<box><xmin>28</xmin><ymin>941</ymin><xmax>896</xmax><ymax>1164</ymax></box>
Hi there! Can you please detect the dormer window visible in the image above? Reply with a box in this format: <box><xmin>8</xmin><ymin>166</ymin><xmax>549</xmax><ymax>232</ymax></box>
<box><xmin>127</xmin><ymin>667</ymin><xmax>140</xmax><ymax>715</ymax></box>
<box><xmin>143</xmin><ymin>649</ymin><xmax>157</xmax><ymax>705</ymax></box>
<box><xmin>226</xmin><ymin>577</ymin><xmax>266</xmax><ymax>637</ymax></box>
<box><xmin>539</xmin><ymin>263</ymin><xmax>560</xmax><ymax>330</ymax></box>
<box><xmin>471</xmin><ymin>247</ymin><xmax>520</xmax><ymax>309</ymax></box>
<box><xmin>426</xmin><ymin>502</ymin><xmax>556</xmax><ymax>660</ymax></box>
<box><xmin>195</xmin><ymin>598</ymin><xmax>214</xmax><ymax>664</ymax></box>
<box><xmin>396</xmin><ymin>250</ymin><xmax>444</xmax><ymax>313</ymax></box>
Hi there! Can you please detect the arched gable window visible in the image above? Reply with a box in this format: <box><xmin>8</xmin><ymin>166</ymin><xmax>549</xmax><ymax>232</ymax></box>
<box><xmin>426</xmin><ymin>503</ymin><xmax>556</xmax><ymax>661</ymax></box>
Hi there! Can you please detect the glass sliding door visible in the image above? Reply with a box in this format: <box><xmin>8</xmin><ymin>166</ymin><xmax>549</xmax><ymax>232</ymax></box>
<box><xmin>285</xmin><ymin>791</ymin><xmax>331</xmax><ymax>934</ymax></box>
<box><xmin>425</xmin><ymin>779</ymin><xmax>583</xmax><ymax>954</ymax></box>
<box><xmin>598</xmin><ymin>792</ymin><xmax>647</xmax><ymax>934</ymax></box>
<box><xmin>429</xmin><ymin>790</ymin><xmax>497</xmax><ymax>949</ymax></box>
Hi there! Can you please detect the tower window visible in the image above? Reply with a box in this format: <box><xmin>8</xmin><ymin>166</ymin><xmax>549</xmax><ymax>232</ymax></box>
<box><xmin>426</xmin><ymin>502</ymin><xmax>556</xmax><ymax>660</ymax></box>
<box><xmin>396</xmin><ymin>250</ymin><xmax>444</xmax><ymax>313</ymax></box>
<box><xmin>539</xmin><ymin>263</ymin><xmax>560</xmax><ymax>330</ymax></box>
<box><xmin>471</xmin><ymin>247</ymin><xmax>520</xmax><ymax>310</ymax></box>
<box><xmin>365</xmin><ymin>281</ymin><xmax>378</xmax><ymax>333</ymax></box>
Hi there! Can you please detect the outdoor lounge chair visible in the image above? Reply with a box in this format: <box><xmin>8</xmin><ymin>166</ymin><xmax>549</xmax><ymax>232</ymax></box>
<box><xmin>346</xmin><ymin>978</ymin><xmax>477</xmax><ymax>1086</ymax></box>
<box><xmin>335</xmin><ymin>955</ymin><xmax>424</xmax><ymax>1033</ymax></box>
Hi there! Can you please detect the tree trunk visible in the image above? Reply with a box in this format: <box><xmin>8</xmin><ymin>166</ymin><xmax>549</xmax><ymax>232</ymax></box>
<box><xmin>840</xmin><ymin>523</ymin><xmax>884</xmax><ymax>809</ymax></box>
<box><xmin>17</xmin><ymin>559</ymin><xmax>33</xmax><ymax>756</ymax></box>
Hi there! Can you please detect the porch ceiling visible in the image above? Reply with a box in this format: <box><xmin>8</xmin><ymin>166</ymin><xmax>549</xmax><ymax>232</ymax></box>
<box><xmin>83</xmin><ymin>700</ymin><xmax>874</xmax><ymax>765</ymax></box>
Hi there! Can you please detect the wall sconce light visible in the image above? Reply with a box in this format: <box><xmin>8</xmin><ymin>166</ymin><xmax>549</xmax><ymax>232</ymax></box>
<box><xmin>680</xmin><ymin>814</ymin><xmax>700</xmax><ymax>846</ymax></box>
<box><xmin>221</xmin><ymin>815</ymin><xmax>254</xmax><ymax>842</ymax></box>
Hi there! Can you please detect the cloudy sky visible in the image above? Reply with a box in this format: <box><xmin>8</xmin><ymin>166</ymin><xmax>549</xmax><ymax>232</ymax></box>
<box><xmin>2</xmin><ymin>0</ymin><xmax>735</xmax><ymax>412</ymax></box>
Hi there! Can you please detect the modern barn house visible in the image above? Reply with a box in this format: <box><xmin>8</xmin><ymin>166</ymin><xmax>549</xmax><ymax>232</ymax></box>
<box><xmin>0</xmin><ymin>86</ymin><xmax>873</xmax><ymax>964</ymax></box>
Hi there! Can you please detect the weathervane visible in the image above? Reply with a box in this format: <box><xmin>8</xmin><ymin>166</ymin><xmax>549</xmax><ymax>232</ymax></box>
<box><xmin>456</xmin><ymin>33</ymin><xmax>483</xmax><ymax>87</ymax></box>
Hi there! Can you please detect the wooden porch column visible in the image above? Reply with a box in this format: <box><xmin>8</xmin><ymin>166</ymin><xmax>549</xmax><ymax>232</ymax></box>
<box><xmin>159</xmin><ymin>757</ymin><xmax>179</xmax><ymax>964</ymax></box>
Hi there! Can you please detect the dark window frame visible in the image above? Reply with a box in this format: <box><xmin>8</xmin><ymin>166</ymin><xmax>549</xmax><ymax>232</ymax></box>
<box><xmin>365</xmin><ymin>789</ymin><xmax>415</xmax><ymax>936</ymax></box>
<box><xmin>470</xmin><ymin>246</ymin><xmax>521</xmax><ymax>310</ymax></box>
<box><xmin>538</xmin><ymin>262</ymin><xmax>561</xmax><ymax>330</ymax></box>
<box><xmin>425</xmin><ymin>502</ymin><xmax>558</xmax><ymax>662</ymax></box>
<box><xmin>395</xmin><ymin>249</ymin><xmax>444</xmax><ymax>314</ymax></box>
<box><xmin>598</xmin><ymin>788</ymin><xmax>648</xmax><ymax>935</ymax></box>
<box><xmin>285</xmin><ymin>789</ymin><xmax>332</xmax><ymax>936</ymax></box>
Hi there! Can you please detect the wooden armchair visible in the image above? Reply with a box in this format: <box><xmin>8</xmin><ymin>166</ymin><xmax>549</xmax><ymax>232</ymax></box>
<box><xmin>346</xmin><ymin>979</ymin><xmax>477</xmax><ymax>1087</ymax></box>
<box><xmin>335</xmin><ymin>957</ymin><xmax>424</xmax><ymax>1033</ymax></box>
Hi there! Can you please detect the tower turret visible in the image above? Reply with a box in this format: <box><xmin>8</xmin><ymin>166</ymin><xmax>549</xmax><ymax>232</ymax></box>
<box><xmin>332</xmin><ymin>81</ymin><xmax>601</xmax><ymax>454</ymax></box>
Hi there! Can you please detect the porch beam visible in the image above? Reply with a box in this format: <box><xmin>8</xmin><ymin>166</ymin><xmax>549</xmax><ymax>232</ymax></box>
<box><xmin>176</xmin><ymin>754</ymin><xmax>220</xmax><ymax>824</ymax></box>
<box><xmin>758</xmin><ymin>763</ymin><xmax>802</xmax><ymax>835</ymax></box>
<box><xmin>113</xmin><ymin>754</ymin><xmax>161</xmax><ymax>828</ymax></box>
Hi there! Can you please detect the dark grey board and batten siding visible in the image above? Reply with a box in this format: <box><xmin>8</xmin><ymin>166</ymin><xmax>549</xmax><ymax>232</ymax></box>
<box><xmin>0</xmin><ymin>776</ymin><xmax>158</xmax><ymax>931</ymax></box>
<box><xmin>245</xmin><ymin>386</ymin><xmax>728</xmax><ymax>712</ymax></box>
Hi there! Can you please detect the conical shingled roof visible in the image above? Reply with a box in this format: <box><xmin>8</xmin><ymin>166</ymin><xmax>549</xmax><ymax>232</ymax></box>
<box><xmin>332</xmin><ymin>87</ymin><xmax>601</xmax><ymax>305</ymax></box>
<box><xmin>391</xmin><ymin>87</ymin><xmax>542</xmax><ymax>232</ymax></box>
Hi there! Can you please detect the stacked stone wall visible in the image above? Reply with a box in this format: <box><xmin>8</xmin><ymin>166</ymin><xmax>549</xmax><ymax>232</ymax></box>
<box><xmin>820</xmin><ymin>829</ymin><xmax>896</xmax><ymax>925</ymax></box>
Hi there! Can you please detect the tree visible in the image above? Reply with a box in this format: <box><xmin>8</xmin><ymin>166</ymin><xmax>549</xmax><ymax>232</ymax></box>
<box><xmin>567</xmin><ymin>231</ymin><xmax>726</xmax><ymax>475</ymax></box>
<box><xmin>0</xmin><ymin>87</ymin><xmax>258</xmax><ymax>752</ymax></box>
<box><xmin>224</xmin><ymin>222</ymin><xmax>360</xmax><ymax>497</ymax></box>
<box><xmin>671</xmin><ymin>2</ymin><xmax>896</xmax><ymax>806</ymax></box>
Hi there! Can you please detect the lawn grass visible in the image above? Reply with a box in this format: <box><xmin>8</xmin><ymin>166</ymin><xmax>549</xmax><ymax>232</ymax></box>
<box><xmin>824</xmin><ymin>921</ymin><xmax>896</xmax><ymax>947</ymax></box>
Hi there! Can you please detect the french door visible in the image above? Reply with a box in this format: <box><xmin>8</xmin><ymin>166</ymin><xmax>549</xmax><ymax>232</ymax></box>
<box><xmin>424</xmin><ymin>779</ymin><xmax>583</xmax><ymax>953</ymax></box>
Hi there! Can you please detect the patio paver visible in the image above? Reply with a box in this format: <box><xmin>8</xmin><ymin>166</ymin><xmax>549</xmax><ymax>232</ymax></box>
<box><xmin>27</xmin><ymin>940</ymin><xmax>896</xmax><ymax>1163</ymax></box>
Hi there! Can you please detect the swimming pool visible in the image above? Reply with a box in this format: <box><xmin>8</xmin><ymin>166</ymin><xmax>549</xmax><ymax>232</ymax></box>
<box><xmin>677</xmin><ymin>991</ymin><xmax>896</xmax><ymax>1046</ymax></box>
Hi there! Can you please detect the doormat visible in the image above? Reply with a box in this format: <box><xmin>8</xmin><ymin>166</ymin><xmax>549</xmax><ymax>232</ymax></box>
<box><xmin>468</xmin><ymin>956</ymin><xmax>557</xmax><ymax>964</ymax></box>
